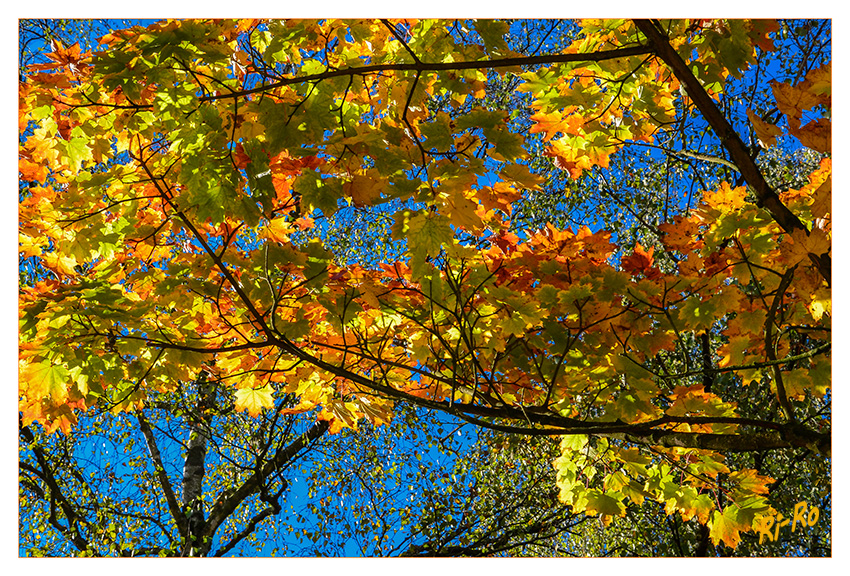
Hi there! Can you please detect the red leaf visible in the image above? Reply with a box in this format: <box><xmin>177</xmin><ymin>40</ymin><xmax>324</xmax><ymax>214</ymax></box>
<box><xmin>621</xmin><ymin>243</ymin><xmax>659</xmax><ymax>278</ymax></box>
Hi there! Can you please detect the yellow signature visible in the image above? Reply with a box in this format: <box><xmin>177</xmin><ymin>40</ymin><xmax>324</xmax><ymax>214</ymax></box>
<box><xmin>754</xmin><ymin>501</ymin><xmax>821</xmax><ymax>544</ymax></box>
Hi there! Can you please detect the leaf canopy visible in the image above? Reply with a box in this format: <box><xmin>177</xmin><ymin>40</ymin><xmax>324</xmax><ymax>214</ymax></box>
<box><xmin>19</xmin><ymin>17</ymin><xmax>831</xmax><ymax>553</ymax></box>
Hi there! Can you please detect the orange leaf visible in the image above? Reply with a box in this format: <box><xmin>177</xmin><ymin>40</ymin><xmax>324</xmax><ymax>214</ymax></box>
<box><xmin>746</xmin><ymin>109</ymin><xmax>782</xmax><ymax>148</ymax></box>
<box><xmin>621</xmin><ymin>243</ymin><xmax>657</xmax><ymax>278</ymax></box>
<box><xmin>793</xmin><ymin>117</ymin><xmax>831</xmax><ymax>153</ymax></box>
<box><xmin>702</xmin><ymin>182</ymin><xmax>747</xmax><ymax>211</ymax></box>
<box><xmin>529</xmin><ymin>110</ymin><xmax>569</xmax><ymax>142</ymax></box>
<box><xmin>343</xmin><ymin>171</ymin><xmax>384</xmax><ymax>207</ymax></box>
<box><xmin>19</xmin><ymin>157</ymin><xmax>49</xmax><ymax>183</ymax></box>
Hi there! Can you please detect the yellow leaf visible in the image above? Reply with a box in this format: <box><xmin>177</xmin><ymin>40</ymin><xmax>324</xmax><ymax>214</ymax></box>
<box><xmin>19</xmin><ymin>233</ymin><xmax>46</xmax><ymax>258</ymax></box>
<box><xmin>718</xmin><ymin>335</ymin><xmax>752</xmax><ymax>368</ymax></box>
<box><xmin>234</xmin><ymin>384</ymin><xmax>275</xmax><ymax>417</ymax></box>
<box><xmin>21</xmin><ymin>361</ymin><xmax>69</xmax><ymax>403</ymax></box>
<box><xmin>702</xmin><ymin>182</ymin><xmax>747</xmax><ymax>212</ymax></box>
<box><xmin>810</xmin><ymin>176</ymin><xmax>831</xmax><ymax>219</ymax></box>
<box><xmin>710</xmin><ymin>506</ymin><xmax>745</xmax><ymax>549</ymax></box>
<box><xmin>729</xmin><ymin>468</ymin><xmax>774</xmax><ymax>498</ymax></box>
<box><xmin>43</xmin><ymin>252</ymin><xmax>78</xmax><ymax>276</ymax></box>
<box><xmin>263</xmin><ymin>217</ymin><xmax>292</xmax><ymax>243</ymax></box>
<box><xmin>442</xmin><ymin>189</ymin><xmax>483</xmax><ymax>232</ymax></box>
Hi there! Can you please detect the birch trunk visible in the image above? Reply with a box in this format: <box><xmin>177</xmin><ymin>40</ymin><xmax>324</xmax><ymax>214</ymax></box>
<box><xmin>182</xmin><ymin>371</ymin><xmax>215</xmax><ymax>556</ymax></box>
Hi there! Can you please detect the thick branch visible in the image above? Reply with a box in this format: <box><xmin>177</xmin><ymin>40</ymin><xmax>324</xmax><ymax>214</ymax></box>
<box><xmin>202</xmin><ymin>45</ymin><xmax>655</xmax><ymax>103</ymax></box>
<box><xmin>266</xmin><ymin>335</ymin><xmax>833</xmax><ymax>455</ymax></box>
<box><xmin>181</xmin><ymin>372</ymin><xmax>216</xmax><ymax>556</ymax></box>
<box><xmin>622</xmin><ymin>420</ymin><xmax>829</xmax><ymax>456</ymax></box>
<box><xmin>634</xmin><ymin>19</ymin><xmax>830</xmax><ymax>286</ymax></box>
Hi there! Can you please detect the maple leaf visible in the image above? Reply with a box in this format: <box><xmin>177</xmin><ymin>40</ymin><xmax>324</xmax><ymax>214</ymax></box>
<box><xmin>528</xmin><ymin>110</ymin><xmax>572</xmax><ymax>142</ymax></box>
<box><xmin>21</xmin><ymin>361</ymin><xmax>70</xmax><ymax>404</ymax></box>
<box><xmin>746</xmin><ymin>109</ymin><xmax>782</xmax><ymax>148</ymax></box>
<box><xmin>658</xmin><ymin>215</ymin><xmax>701</xmax><ymax>252</ymax></box>
<box><xmin>793</xmin><ymin>117</ymin><xmax>831</xmax><ymax>153</ymax></box>
<box><xmin>782</xmin><ymin>227</ymin><xmax>830</xmax><ymax>266</ymax></box>
<box><xmin>234</xmin><ymin>384</ymin><xmax>275</xmax><ymax>417</ymax></box>
<box><xmin>343</xmin><ymin>171</ymin><xmax>384</xmax><ymax>207</ymax></box>
<box><xmin>19</xmin><ymin>157</ymin><xmax>49</xmax><ymax>183</ymax></box>
<box><xmin>710</xmin><ymin>505</ymin><xmax>746</xmax><ymax>549</ymax></box>
<box><xmin>702</xmin><ymin>181</ymin><xmax>747</xmax><ymax>212</ymax></box>
<box><xmin>232</xmin><ymin>142</ymin><xmax>252</xmax><ymax>169</ymax></box>
<box><xmin>42</xmin><ymin>252</ymin><xmax>79</xmax><ymax>276</ymax></box>
<box><xmin>318</xmin><ymin>399</ymin><xmax>361</xmax><ymax>434</ymax></box>
<box><xmin>681</xmin><ymin>493</ymin><xmax>715</xmax><ymax>525</ymax></box>
<box><xmin>807</xmin><ymin>285</ymin><xmax>831</xmax><ymax>322</ymax></box>
<box><xmin>620</xmin><ymin>243</ymin><xmax>658</xmax><ymax>278</ymax></box>
<box><xmin>771</xmin><ymin>66</ymin><xmax>830</xmax><ymax>132</ymax></box>
<box><xmin>584</xmin><ymin>489</ymin><xmax>626</xmax><ymax>518</ymax></box>
<box><xmin>717</xmin><ymin>335</ymin><xmax>753</xmax><ymax>368</ymax></box>
<box><xmin>263</xmin><ymin>217</ymin><xmax>292</xmax><ymax>243</ymax></box>
<box><xmin>667</xmin><ymin>385</ymin><xmax>737</xmax><ymax>419</ymax></box>
<box><xmin>30</xmin><ymin>39</ymin><xmax>84</xmax><ymax>71</ymax></box>
<box><xmin>728</xmin><ymin>469</ymin><xmax>774</xmax><ymax>499</ymax></box>
<box><xmin>405</xmin><ymin>211</ymin><xmax>453</xmax><ymax>259</ymax></box>
<box><xmin>809</xmin><ymin>176</ymin><xmax>831</xmax><ymax>219</ymax></box>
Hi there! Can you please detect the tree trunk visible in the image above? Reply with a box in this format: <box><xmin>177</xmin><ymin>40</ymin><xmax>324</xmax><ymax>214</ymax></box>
<box><xmin>182</xmin><ymin>371</ymin><xmax>215</xmax><ymax>556</ymax></box>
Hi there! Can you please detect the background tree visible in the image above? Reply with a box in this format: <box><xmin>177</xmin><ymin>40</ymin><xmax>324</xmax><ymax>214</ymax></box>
<box><xmin>19</xmin><ymin>17</ymin><xmax>830</xmax><ymax>556</ymax></box>
<box><xmin>19</xmin><ymin>370</ymin><xmax>332</xmax><ymax>556</ymax></box>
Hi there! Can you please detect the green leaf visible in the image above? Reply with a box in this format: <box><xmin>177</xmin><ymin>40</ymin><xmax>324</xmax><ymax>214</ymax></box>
<box><xmin>585</xmin><ymin>489</ymin><xmax>626</xmax><ymax>517</ymax></box>
<box><xmin>420</xmin><ymin>112</ymin><xmax>454</xmax><ymax>151</ymax></box>
<box><xmin>23</xmin><ymin>362</ymin><xmax>70</xmax><ymax>403</ymax></box>
<box><xmin>65</xmin><ymin>136</ymin><xmax>92</xmax><ymax>172</ymax></box>
<box><xmin>474</xmin><ymin>20</ymin><xmax>509</xmax><ymax>53</ymax></box>
<box><xmin>710</xmin><ymin>505</ymin><xmax>746</xmax><ymax>549</ymax></box>
<box><xmin>406</xmin><ymin>212</ymin><xmax>453</xmax><ymax>259</ymax></box>
<box><xmin>296</xmin><ymin>170</ymin><xmax>342</xmax><ymax>216</ymax></box>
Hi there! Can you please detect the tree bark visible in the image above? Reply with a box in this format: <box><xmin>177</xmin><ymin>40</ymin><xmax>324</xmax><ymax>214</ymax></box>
<box><xmin>181</xmin><ymin>371</ymin><xmax>215</xmax><ymax>556</ymax></box>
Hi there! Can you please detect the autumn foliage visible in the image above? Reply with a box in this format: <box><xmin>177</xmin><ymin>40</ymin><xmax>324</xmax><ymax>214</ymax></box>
<box><xmin>19</xmin><ymin>18</ymin><xmax>830</xmax><ymax>551</ymax></box>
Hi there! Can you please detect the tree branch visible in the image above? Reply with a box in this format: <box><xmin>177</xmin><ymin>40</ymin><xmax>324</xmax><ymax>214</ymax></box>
<box><xmin>634</xmin><ymin>19</ymin><xmax>831</xmax><ymax>286</ymax></box>
<box><xmin>20</xmin><ymin>423</ymin><xmax>90</xmax><ymax>553</ymax></box>
<box><xmin>135</xmin><ymin>411</ymin><xmax>188</xmax><ymax>539</ymax></box>
<box><xmin>200</xmin><ymin>45</ymin><xmax>655</xmax><ymax>103</ymax></box>
<box><xmin>765</xmin><ymin>266</ymin><xmax>799</xmax><ymax>422</ymax></box>
<box><xmin>204</xmin><ymin>419</ymin><xmax>330</xmax><ymax>539</ymax></box>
